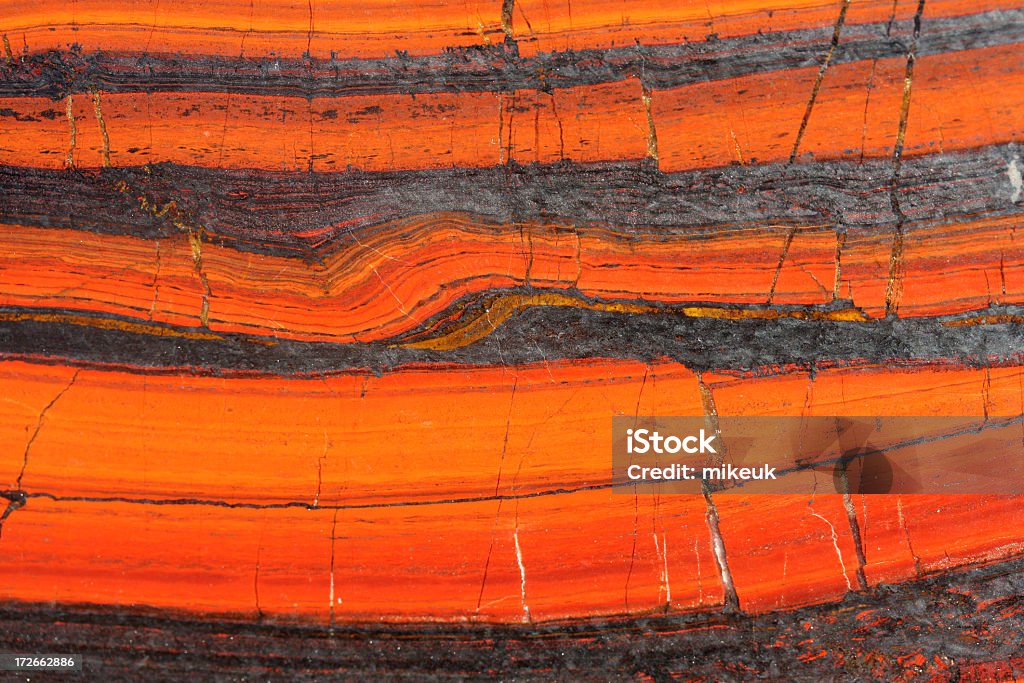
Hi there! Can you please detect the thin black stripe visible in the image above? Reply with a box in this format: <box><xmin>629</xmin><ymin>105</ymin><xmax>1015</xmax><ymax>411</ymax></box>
<box><xmin>0</xmin><ymin>10</ymin><xmax>1019</xmax><ymax>99</ymax></box>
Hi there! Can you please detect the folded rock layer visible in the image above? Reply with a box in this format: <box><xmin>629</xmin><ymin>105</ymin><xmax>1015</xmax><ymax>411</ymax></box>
<box><xmin>0</xmin><ymin>0</ymin><xmax>1022</xmax><ymax>678</ymax></box>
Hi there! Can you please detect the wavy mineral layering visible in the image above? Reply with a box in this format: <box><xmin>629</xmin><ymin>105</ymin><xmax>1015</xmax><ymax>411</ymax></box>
<box><xmin>1</xmin><ymin>0</ymin><xmax>1023</xmax><ymax>679</ymax></box>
